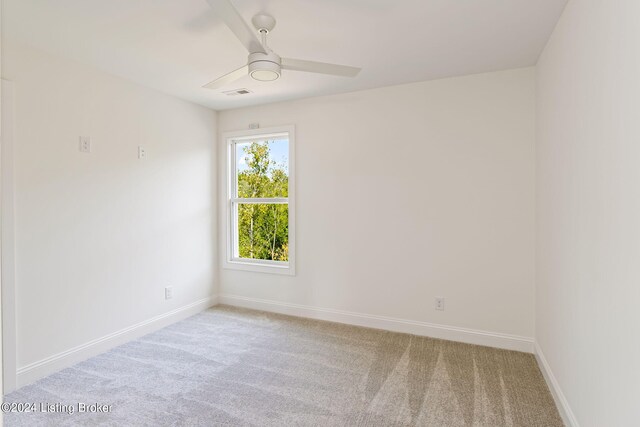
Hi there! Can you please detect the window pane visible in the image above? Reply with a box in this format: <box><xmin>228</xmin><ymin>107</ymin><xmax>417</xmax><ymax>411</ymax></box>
<box><xmin>236</xmin><ymin>138</ymin><xmax>289</xmax><ymax>198</ymax></box>
<box><xmin>236</xmin><ymin>203</ymin><xmax>289</xmax><ymax>262</ymax></box>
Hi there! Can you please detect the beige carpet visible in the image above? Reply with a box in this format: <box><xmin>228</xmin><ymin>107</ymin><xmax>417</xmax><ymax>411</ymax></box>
<box><xmin>6</xmin><ymin>305</ymin><xmax>563</xmax><ymax>426</ymax></box>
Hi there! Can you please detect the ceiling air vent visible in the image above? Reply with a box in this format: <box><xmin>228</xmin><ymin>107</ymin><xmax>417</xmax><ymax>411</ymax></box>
<box><xmin>223</xmin><ymin>88</ymin><xmax>252</xmax><ymax>96</ymax></box>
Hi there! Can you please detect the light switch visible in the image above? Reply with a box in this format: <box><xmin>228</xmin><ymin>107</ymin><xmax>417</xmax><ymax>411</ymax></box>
<box><xmin>79</xmin><ymin>136</ymin><xmax>91</xmax><ymax>153</ymax></box>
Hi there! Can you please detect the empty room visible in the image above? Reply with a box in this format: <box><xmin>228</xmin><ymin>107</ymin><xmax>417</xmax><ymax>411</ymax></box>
<box><xmin>0</xmin><ymin>0</ymin><xmax>638</xmax><ymax>426</ymax></box>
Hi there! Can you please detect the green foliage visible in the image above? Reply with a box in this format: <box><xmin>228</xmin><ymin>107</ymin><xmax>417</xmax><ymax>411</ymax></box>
<box><xmin>237</xmin><ymin>141</ymin><xmax>289</xmax><ymax>261</ymax></box>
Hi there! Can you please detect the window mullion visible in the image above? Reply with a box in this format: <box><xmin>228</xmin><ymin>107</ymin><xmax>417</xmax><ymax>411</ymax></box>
<box><xmin>232</xmin><ymin>197</ymin><xmax>288</xmax><ymax>204</ymax></box>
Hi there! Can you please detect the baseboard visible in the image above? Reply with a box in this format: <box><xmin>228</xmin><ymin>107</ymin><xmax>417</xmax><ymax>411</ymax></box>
<box><xmin>534</xmin><ymin>342</ymin><xmax>579</xmax><ymax>427</ymax></box>
<box><xmin>16</xmin><ymin>295</ymin><xmax>218</xmax><ymax>389</ymax></box>
<box><xmin>218</xmin><ymin>294</ymin><xmax>534</xmax><ymax>353</ymax></box>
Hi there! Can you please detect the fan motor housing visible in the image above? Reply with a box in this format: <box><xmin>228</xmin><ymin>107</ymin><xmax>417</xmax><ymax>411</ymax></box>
<box><xmin>248</xmin><ymin>51</ymin><xmax>281</xmax><ymax>81</ymax></box>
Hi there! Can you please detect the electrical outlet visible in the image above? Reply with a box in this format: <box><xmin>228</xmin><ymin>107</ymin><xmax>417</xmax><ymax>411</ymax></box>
<box><xmin>165</xmin><ymin>286</ymin><xmax>173</xmax><ymax>300</ymax></box>
<box><xmin>79</xmin><ymin>136</ymin><xmax>91</xmax><ymax>153</ymax></box>
<box><xmin>435</xmin><ymin>297</ymin><xmax>445</xmax><ymax>311</ymax></box>
<box><xmin>249</xmin><ymin>123</ymin><xmax>260</xmax><ymax>129</ymax></box>
<box><xmin>138</xmin><ymin>146</ymin><xmax>146</xmax><ymax>159</ymax></box>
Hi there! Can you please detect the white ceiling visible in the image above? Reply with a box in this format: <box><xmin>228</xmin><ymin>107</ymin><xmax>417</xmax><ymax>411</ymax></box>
<box><xmin>3</xmin><ymin>0</ymin><xmax>567</xmax><ymax>110</ymax></box>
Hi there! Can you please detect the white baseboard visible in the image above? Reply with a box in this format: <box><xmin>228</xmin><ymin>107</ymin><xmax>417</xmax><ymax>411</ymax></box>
<box><xmin>218</xmin><ymin>294</ymin><xmax>534</xmax><ymax>353</ymax></box>
<box><xmin>534</xmin><ymin>342</ymin><xmax>579</xmax><ymax>427</ymax></box>
<box><xmin>16</xmin><ymin>295</ymin><xmax>218</xmax><ymax>389</ymax></box>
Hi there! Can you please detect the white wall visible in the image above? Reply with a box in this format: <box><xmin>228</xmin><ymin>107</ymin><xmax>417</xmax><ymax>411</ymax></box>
<box><xmin>218</xmin><ymin>68</ymin><xmax>536</xmax><ymax>346</ymax></box>
<box><xmin>1</xmin><ymin>41</ymin><xmax>217</xmax><ymax>381</ymax></box>
<box><xmin>536</xmin><ymin>1</ymin><xmax>640</xmax><ymax>426</ymax></box>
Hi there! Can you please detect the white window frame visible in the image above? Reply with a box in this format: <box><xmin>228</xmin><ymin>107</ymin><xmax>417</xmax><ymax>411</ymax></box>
<box><xmin>223</xmin><ymin>125</ymin><xmax>295</xmax><ymax>275</ymax></box>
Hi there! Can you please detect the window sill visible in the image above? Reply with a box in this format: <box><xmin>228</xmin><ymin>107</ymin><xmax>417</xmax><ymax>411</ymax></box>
<box><xmin>223</xmin><ymin>259</ymin><xmax>295</xmax><ymax>276</ymax></box>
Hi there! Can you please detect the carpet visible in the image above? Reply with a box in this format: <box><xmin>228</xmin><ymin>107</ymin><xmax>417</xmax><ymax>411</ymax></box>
<box><xmin>4</xmin><ymin>305</ymin><xmax>563</xmax><ymax>426</ymax></box>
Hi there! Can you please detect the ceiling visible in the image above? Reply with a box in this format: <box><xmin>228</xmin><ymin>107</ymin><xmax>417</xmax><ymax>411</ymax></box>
<box><xmin>3</xmin><ymin>0</ymin><xmax>567</xmax><ymax>111</ymax></box>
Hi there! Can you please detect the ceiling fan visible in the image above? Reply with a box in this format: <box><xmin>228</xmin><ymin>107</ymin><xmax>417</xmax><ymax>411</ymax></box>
<box><xmin>203</xmin><ymin>0</ymin><xmax>361</xmax><ymax>90</ymax></box>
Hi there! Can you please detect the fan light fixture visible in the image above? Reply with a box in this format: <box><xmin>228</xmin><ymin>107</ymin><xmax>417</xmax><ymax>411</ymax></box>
<box><xmin>248</xmin><ymin>54</ymin><xmax>281</xmax><ymax>81</ymax></box>
<box><xmin>250</xmin><ymin>69</ymin><xmax>279</xmax><ymax>81</ymax></box>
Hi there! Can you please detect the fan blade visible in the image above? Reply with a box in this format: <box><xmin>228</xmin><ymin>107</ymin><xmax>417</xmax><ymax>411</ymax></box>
<box><xmin>281</xmin><ymin>58</ymin><xmax>361</xmax><ymax>77</ymax></box>
<box><xmin>203</xmin><ymin>65</ymin><xmax>248</xmax><ymax>90</ymax></box>
<box><xmin>206</xmin><ymin>0</ymin><xmax>266</xmax><ymax>54</ymax></box>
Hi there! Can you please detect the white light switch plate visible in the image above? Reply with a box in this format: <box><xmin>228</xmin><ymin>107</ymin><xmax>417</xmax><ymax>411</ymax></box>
<box><xmin>79</xmin><ymin>136</ymin><xmax>91</xmax><ymax>153</ymax></box>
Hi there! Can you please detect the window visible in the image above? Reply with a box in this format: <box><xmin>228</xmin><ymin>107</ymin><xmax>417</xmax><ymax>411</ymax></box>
<box><xmin>225</xmin><ymin>126</ymin><xmax>295</xmax><ymax>274</ymax></box>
